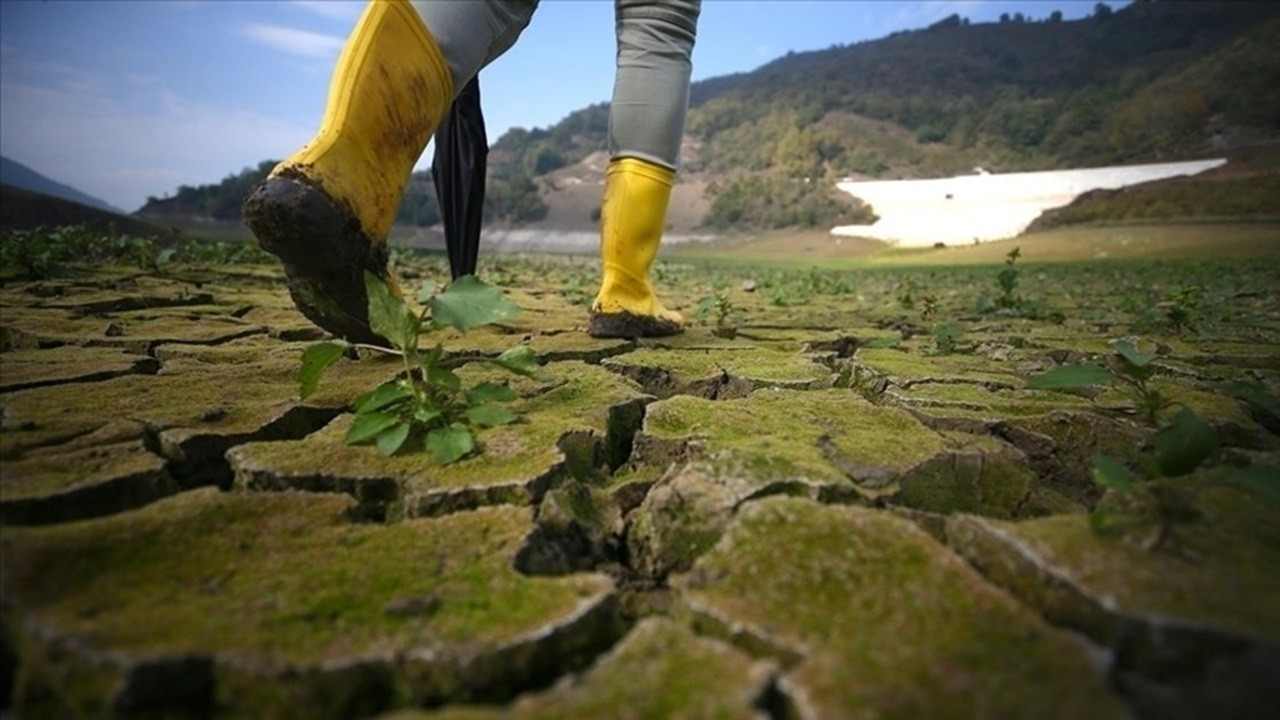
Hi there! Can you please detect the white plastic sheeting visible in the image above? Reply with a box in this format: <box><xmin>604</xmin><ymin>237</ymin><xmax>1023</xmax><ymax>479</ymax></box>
<box><xmin>831</xmin><ymin>159</ymin><xmax>1226</xmax><ymax>247</ymax></box>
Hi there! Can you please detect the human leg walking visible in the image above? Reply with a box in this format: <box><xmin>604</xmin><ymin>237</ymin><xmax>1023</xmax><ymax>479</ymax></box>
<box><xmin>244</xmin><ymin>0</ymin><xmax>537</xmax><ymax>343</ymax></box>
<box><xmin>590</xmin><ymin>0</ymin><xmax>701</xmax><ymax>338</ymax></box>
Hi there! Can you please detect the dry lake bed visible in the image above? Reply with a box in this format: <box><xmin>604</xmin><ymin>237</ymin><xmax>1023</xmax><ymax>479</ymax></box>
<box><xmin>1</xmin><ymin>236</ymin><xmax>1278</xmax><ymax>719</ymax></box>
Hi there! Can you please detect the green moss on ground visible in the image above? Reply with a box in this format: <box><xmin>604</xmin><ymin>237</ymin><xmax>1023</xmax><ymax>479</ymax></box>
<box><xmin>2</xmin><ymin>489</ymin><xmax>612</xmax><ymax>663</ymax></box>
<box><xmin>0</xmin><ymin>345</ymin><xmax>157</xmax><ymax>391</ymax></box>
<box><xmin>0</xmin><ymin>305</ymin><xmax>266</xmax><ymax>352</ymax></box>
<box><xmin>229</xmin><ymin>362</ymin><xmax>648</xmax><ymax>513</ymax></box>
<box><xmin>948</xmin><ymin>485</ymin><xmax>1280</xmax><ymax>642</ymax></box>
<box><xmin>1</xmin><ymin>361</ymin><xmax>289</xmax><ymax>453</ymax></box>
<box><xmin>854</xmin><ymin>347</ymin><xmax>1024</xmax><ymax>388</ymax></box>
<box><xmin>604</xmin><ymin>345</ymin><xmax>833</xmax><ymax>395</ymax></box>
<box><xmin>0</xmin><ymin>439</ymin><xmax>166</xmax><ymax>501</ymax></box>
<box><xmin>890</xmin><ymin>382</ymin><xmax>1093</xmax><ymax>418</ymax></box>
<box><xmin>1096</xmin><ymin>379</ymin><xmax>1260</xmax><ymax>431</ymax></box>
<box><xmin>408</xmin><ymin>618</ymin><xmax>770</xmax><ymax>720</ymax></box>
<box><xmin>638</xmin><ymin>388</ymin><xmax>945</xmax><ymax>487</ymax></box>
<box><xmin>677</xmin><ymin>498</ymin><xmax>1127</xmax><ymax>719</ymax></box>
<box><xmin>1</xmin><ymin>349</ymin><xmax>397</xmax><ymax>463</ymax></box>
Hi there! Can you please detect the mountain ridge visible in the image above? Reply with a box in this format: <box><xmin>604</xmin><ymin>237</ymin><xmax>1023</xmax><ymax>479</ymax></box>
<box><xmin>1</xmin><ymin>156</ymin><xmax>123</xmax><ymax>215</ymax></box>
<box><xmin>138</xmin><ymin>1</ymin><xmax>1280</xmax><ymax>234</ymax></box>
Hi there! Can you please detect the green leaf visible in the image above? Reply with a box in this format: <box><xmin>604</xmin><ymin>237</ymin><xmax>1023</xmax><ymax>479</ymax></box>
<box><xmin>427</xmin><ymin>365</ymin><xmax>462</xmax><ymax>392</ymax></box>
<box><xmin>346</xmin><ymin>412</ymin><xmax>401</xmax><ymax>444</ymax></box>
<box><xmin>299</xmin><ymin>342</ymin><xmax>346</xmax><ymax>399</ymax></box>
<box><xmin>467</xmin><ymin>403</ymin><xmax>517</xmax><ymax>428</ymax></box>
<box><xmin>1154</xmin><ymin>408</ymin><xmax>1218</xmax><ymax>477</ymax></box>
<box><xmin>427</xmin><ymin>423</ymin><xmax>473</xmax><ymax>464</ymax></box>
<box><xmin>1113</xmin><ymin>340</ymin><xmax>1155</xmax><ymax>368</ymax></box>
<box><xmin>376</xmin><ymin>422</ymin><xmax>411</xmax><ymax>456</ymax></box>
<box><xmin>414</xmin><ymin>404</ymin><xmax>443</xmax><ymax>425</ymax></box>
<box><xmin>467</xmin><ymin>382</ymin><xmax>517</xmax><ymax>405</ymax></box>
<box><xmin>1223</xmin><ymin>466</ymin><xmax>1280</xmax><ymax>505</ymax></box>
<box><xmin>364</xmin><ymin>271</ymin><xmax>415</xmax><ymax>349</ymax></box>
<box><xmin>934</xmin><ymin>322</ymin><xmax>962</xmax><ymax>340</ymax></box>
<box><xmin>1227</xmin><ymin>380</ymin><xmax>1280</xmax><ymax>423</ymax></box>
<box><xmin>355</xmin><ymin>381</ymin><xmax>413</xmax><ymax>413</ymax></box>
<box><xmin>1026</xmin><ymin>363</ymin><xmax>1114</xmax><ymax>390</ymax></box>
<box><xmin>1133</xmin><ymin>449</ymin><xmax>1163</xmax><ymax>480</ymax></box>
<box><xmin>492</xmin><ymin>345</ymin><xmax>540</xmax><ymax>377</ymax></box>
<box><xmin>1091</xmin><ymin>454</ymin><xmax>1133</xmax><ymax>492</ymax></box>
<box><xmin>1088</xmin><ymin>506</ymin><xmax>1108</xmax><ymax>533</ymax></box>
<box><xmin>430</xmin><ymin>275</ymin><xmax>519</xmax><ymax>333</ymax></box>
<box><xmin>416</xmin><ymin>279</ymin><xmax>439</xmax><ymax>304</ymax></box>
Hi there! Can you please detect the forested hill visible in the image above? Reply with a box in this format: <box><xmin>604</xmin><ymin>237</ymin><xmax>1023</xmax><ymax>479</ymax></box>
<box><xmin>140</xmin><ymin>1</ymin><xmax>1280</xmax><ymax>231</ymax></box>
<box><xmin>495</xmin><ymin>1</ymin><xmax>1280</xmax><ymax>180</ymax></box>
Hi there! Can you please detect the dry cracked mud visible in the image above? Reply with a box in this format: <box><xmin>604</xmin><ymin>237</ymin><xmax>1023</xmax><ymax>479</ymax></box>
<box><xmin>2</xmin><ymin>256</ymin><xmax>1278</xmax><ymax>719</ymax></box>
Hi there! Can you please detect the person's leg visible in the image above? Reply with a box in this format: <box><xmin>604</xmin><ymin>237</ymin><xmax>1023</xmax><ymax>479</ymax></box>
<box><xmin>244</xmin><ymin>0</ymin><xmax>536</xmax><ymax>344</ymax></box>
<box><xmin>590</xmin><ymin>0</ymin><xmax>700</xmax><ymax>339</ymax></box>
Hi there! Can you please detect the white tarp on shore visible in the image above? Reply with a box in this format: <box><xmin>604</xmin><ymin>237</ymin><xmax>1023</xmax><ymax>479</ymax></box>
<box><xmin>831</xmin><ymin>158</ymin><xmax>1226</xmax><ymax>247</ymax></box>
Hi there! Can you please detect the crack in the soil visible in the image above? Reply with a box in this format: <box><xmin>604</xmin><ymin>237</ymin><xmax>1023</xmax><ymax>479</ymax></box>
<box><xmin>0</xmin><ymin>357</ymin><xmax>161</xmax><ymax>394</ymax></box>
<box><xmin>54</xmin><ymin>293</ymin><xmax>218</xmax><ymax>317</ymax></box>
<box><xmin>149</xmin><ymin>404</ymin><xmax>346</xmax><ymax>490</ymax></box>
<box><xmin>0</xmin><ymin>425</ymin><xmax>99</xmax><ymax>461</ymax></box>
<box><xmin>0</xmin><ymin>459</ymin><xmax>179</xmax><ymax>526</ymax></box>
<box><xmin>754</xmin><ymin>672</ymin><xmax>798</xmax><ymax>720</ymax></box>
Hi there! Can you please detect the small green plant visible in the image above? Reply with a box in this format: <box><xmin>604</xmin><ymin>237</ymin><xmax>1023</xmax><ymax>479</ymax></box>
<box><xmin>1027</xmin><ymin>342</ymin><xmax>1278</xmax><ymax>550</ymax></box>
<box><xmin>995</xmin><ymin>246</ymin><xmax>1021</xmax><ymax>309</ymax></box>
<box><xmin>561</xmin><ymin>270</ymin><xmax>595</xmax><ymax>307</ymax></box>
<box><xmin>767</xmin><ymin>286</ymin><xmax>791</xmax><ymax>307</ymax></box>
<box><xmin>1164</xmin><ymin>284</ymin><xmax>1204</xmax><ymax>334</ymax></box>
<box><xmin>1028</xmin><ymin>340</ymin><xmax>1171</xmax><ymax>425</ymax></box>
<box><xmin>898</xmin><ymin>277</ymin><xmax>920</xmax><ymax>308</ymax></box>
<box><xmin>1088</xmin><ymin>408</ymin><xmax>1276</xmax><ymax>552</ymax></box>
<box><xmin>1226</xmin><ymin>379</ymin><xmax>1280</xmax><ymax>432</ymax></box>
<box><xmin>920</xmin><ymin>294</ymin><xmax>939</xmax><ymax>322</ymax></box>
<box><xmin>0</xmin><ymin>228</ymin><xmax>71</xmax><ymax>279</ymax></box>
<box><xmin>695</xmin><ymin>291</ymin><xmax>741</xmax><ymax>338</ymax></box>
<box><xmin>299</xmin><ymin>272</ymin><xmax>539</xmax><ymax>464</ymax></box>
<box><xmin>0</xmin><ymin>225</ymin><xmax>275</xmax><ymax>279</ymax></box>
<box><xmin>925</xmin><ymin>321</ymin><xmax>963</xmax><ymax>356</ymax></box>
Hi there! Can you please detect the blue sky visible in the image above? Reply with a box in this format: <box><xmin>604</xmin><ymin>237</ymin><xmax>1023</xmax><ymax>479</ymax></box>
<box><xmin>0</xmin><ymin>0</ymin><xmax>1109</xmax><ymax>212</ymax></box>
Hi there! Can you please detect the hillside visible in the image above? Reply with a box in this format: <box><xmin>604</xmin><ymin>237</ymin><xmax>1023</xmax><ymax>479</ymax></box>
<box><xmin>493</xmin><ymin>1</ymin><xmax>1280</xmax><ymax>230</ymax></box>
<box><xmin>1026</xmin><ymin>142</ymin><xmax>1280</xmax><ymax>231</ymax></box>
<box><xmin>1</xmin><ymin>184</ymin><xmax>178</xmax><ymax>239</ymax></box>
<box><xmin>137</xmin><ymin>160</ymin><xmax>447</xmax><ymax>230</ymax></box>
<box><xmin>140</xmin><ymin>1</ymin><xmax>1280</xmax><ymax>234</ymax></box>
<box><xmin>0</xmin><ymin>156</ymin><xmax>123</xmax><ymax>214</ymax></box>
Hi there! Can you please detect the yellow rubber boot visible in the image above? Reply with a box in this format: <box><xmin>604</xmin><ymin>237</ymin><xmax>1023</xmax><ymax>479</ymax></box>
<box><xmin>244</xmin><ymin>0</ymin><xmax>452</xmax><ymax>343</ymax></box>
<box><xmin>588</xmin><ymin>158</ymin><xmax>685</xmax><ymax>338</ymax></box>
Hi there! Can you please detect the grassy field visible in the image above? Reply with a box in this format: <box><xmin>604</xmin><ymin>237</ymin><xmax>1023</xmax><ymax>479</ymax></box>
<box><xmin>672</xmin><ymin>221</ymin><xmax>1280</xmax><ymax>269</ymax></box>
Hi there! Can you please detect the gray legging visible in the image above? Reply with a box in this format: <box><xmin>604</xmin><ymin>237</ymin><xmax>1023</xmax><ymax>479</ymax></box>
<box><xmin>410</xmin><ymin>0</ymin><xmax>700</xmax><ymax>171</ymax></box>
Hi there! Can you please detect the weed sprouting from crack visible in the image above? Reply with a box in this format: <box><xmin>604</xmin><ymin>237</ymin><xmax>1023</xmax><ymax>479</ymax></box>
<box><xmin>695</xmin><ymin>291</ymin><xmax>742</xmax><ymax>339</ymax></box>
<box><xmin>299</xmin><ymin>272</ymin><xmax>541</xmax><ymax>464</ymax></box>
<box><xmin>1026</xmin><ymin>339</ymin><xmax>1279</xmax><ymax>552</ymax></box>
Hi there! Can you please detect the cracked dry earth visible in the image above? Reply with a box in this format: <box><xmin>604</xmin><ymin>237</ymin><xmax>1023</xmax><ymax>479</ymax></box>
<box><xmin>1</xmin><ymin>256</ymin><xmax>1278</xmax><ymax>719</ymax></box>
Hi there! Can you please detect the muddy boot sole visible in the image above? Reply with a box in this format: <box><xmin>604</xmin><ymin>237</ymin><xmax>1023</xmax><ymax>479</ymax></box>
<box><xmin>588</xmin><ymin>310</ymin><xmax>684</xmax><ymax>339</ymax></box>
<box><xmin>243</xmin><ymin>172</ymin><xmax>387</xmax><ymax>344</ymax></box>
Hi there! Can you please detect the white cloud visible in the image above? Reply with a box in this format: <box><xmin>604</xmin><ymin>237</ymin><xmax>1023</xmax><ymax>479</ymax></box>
<box><xmin>241</xmin><ymin>23</ymin><xmax>344</xmax><ymax>58</ymax></box>
<box><xmin>0</xmin><ymin>75</ymin><xmax>312</xmax><ymax>211</ymax></box>
<box><xmin>293</xmin><ymin>0</ymin><xmax>364</xmax><ymax>23</ymax></box>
